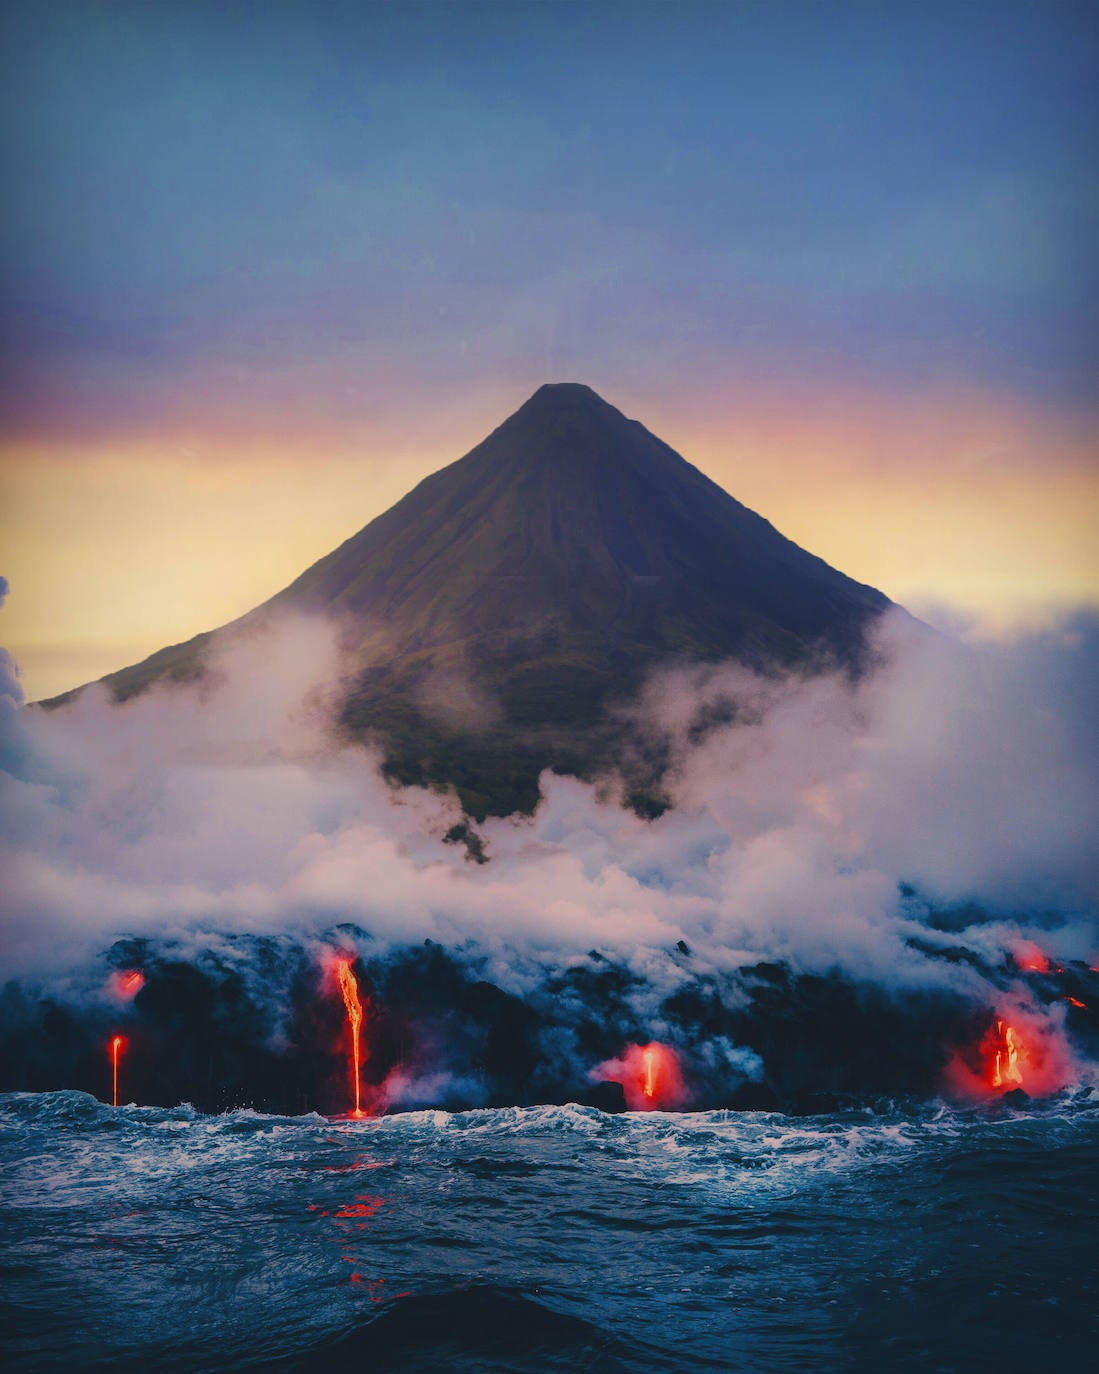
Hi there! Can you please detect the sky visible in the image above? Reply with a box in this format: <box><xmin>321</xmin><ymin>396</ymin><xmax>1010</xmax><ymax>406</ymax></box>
<box><xmin>1</xmin><ymin>0</ymin><xmax>1097</xmax><ymax>700</ymax></box>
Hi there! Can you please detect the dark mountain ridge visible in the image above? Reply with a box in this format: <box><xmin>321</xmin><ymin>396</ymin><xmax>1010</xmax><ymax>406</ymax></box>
<box><xmin>46</xmin><ymin>383</ymin><xmax>895</xmax><ymax>817</ymax></box>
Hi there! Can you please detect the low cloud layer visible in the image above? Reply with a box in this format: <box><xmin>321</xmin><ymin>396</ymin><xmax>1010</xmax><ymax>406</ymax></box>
<box><xmin>0</xmin><ymin>601</ymin><xmax>1096</xmax><ymax>1107</ymax></box>
<box><xmin>1</xmin><ymin>605</ymin><xmax>1096</xmax><ymax>985</ymax></box>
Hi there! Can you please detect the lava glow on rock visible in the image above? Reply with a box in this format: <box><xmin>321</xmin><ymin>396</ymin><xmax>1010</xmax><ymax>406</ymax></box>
<box><xmin>107</xmin><ymin>969</ymin><xmax>145</xmax><ymax>1001</ymax></box>
<box><xmin>1012</xmin><ymin>941</ymin><xmax>1051</xmax><ymax>974</ymax></box>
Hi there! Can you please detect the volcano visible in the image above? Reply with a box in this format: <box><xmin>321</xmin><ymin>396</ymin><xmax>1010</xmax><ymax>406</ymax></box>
<box><xmin>47</xmin><ymin>383</ymin><xmax>894</xmax><ymax>816</ymax></box>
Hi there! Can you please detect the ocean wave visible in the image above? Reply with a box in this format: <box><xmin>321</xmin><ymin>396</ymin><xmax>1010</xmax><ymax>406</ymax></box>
<box><xmin>4</xmin><ymin>1087</ymin><xmax>1096</xmax><ymax>1139</ymax></box>
<box><xmin>259</xmin><ymin>1284</ymin><xmax>657</xmax><ymax>1374</ymax></box>
<box><xmin>3</xmin><ymin>1088</ymin><xmax>1098</xmax><ymax>1374</ymax></box>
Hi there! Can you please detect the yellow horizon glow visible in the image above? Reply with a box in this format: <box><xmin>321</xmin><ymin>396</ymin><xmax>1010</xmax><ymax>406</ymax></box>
<box><xmin>3</xmin><ymin>381</ymin><xmax>1097</xmax><ymax>701</ymax></box>
<box><xmin>666</xmin><ymin>380</ymin><xmax>1099</xmax><ymax>636</ymax></box>
<box><xmin>1</xmin><ymin>439</ymin><xmax>434</xmax><ymax>700</ymax></box>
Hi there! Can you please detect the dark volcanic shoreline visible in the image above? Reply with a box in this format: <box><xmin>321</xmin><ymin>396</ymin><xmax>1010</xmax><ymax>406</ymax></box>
<box><xmin>4</xmin><ymin>927</ymin><xmax>1096</xmax><ymax>1117</ymax></box>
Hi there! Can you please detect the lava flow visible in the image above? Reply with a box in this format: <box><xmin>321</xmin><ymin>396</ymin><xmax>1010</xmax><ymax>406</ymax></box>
<box><xmin>592</xmin><ymin>1041</ymin><xmax>687</xmax><ymax>1111</ymax></box>
<box><xmin>991</xmin><ymin>1021</ymin><xmax>1024</xmax><ymax>1089</ymax></box>
<box><xmin>944</xmin><ymin>1003</ymin><xmax>1080</xmax><ymax>1100</ymax></box>
<box><xmin>642</xmin><ymin>1048</ymin><xmax>657</xmax><ymax>1100</ymax></box>
<box><xmin>1011</xmin><ymin>941</ymin><xmax>1050</xmax><ymax>974</ymax></box>
<box><xmin>108</xmin><ymin>968</ymin><xmax>145</xmax><ymax>1001</ymax></box>
<box><xmin>109</xmin><ymin>1035</ymin><xmax>125</xmax><ymax>1107</ymax></box>
<box><xmin>336</xmin><ymin>959</ymin><xmax>365</xmax><ymax>1118</ymax></box>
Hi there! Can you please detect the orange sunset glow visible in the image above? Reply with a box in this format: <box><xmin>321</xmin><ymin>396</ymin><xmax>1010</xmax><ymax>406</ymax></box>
<box><xmin>4</xmin><ymin>377</ymin><xmax>1096</xmax><ymax>702</ymax></box>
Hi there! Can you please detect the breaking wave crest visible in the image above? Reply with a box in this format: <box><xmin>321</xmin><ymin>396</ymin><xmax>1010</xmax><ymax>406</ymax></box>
<box><xmin>3</xmin><ymin>1091</ymin><xmax>1099</xmax><ymax>1372</ymax></box>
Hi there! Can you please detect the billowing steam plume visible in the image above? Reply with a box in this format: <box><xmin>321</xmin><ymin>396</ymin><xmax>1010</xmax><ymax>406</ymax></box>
<box><xmin>1</xmin><ymin>602</ymin><xmax>1096</xmax><ymax>1112</ymax></box>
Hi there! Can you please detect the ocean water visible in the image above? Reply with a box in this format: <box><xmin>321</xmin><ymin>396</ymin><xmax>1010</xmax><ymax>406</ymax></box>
<box><xmin>2</xmin><ymin>1092</ymin><xmax>1097</xmax><ymax>1373</ymax></box>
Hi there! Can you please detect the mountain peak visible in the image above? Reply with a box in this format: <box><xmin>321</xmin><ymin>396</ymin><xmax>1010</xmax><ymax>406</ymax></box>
<box><xmin>484</xmin><ymin>382</ymin><xmax>644</xmax><ymax>479</ymax></box>
<box><xmin>523</xmin><ymin>381</ymin><xmax>609</xmax><ymax>407</ymax></box>
<box><xmin>508</xmin><ymin>381</ymin><xmax>626</xmax><ymax>432</ymax></box>
<box><xmin>50</xmin><ymin>384</ymin><xmax>896</xmax><ymax>818</ymax></box>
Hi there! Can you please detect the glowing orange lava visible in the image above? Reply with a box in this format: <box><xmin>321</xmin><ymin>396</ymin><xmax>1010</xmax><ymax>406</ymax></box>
<box><xmin>336</xmin><ymin>960</ymin><xmax>365</xmax><ymax>1118</ymax></box>
<box><xmin>592</xmin><ymin>1041</ymin><xmax>688</xmax><ymax>1111</ymax></box>
<box><xmin>1066</xmin><ymin>997</ymin><xmax>1087</xmax><ymax>1010</ymax></box>
<box><xmin>943</xmin><ymin>1007</ymin><xmax>1077</xmax><ymax>1101</ymax></box>
<box><xmin>109</xmin><ymin>1035</ymin><xmax>125</xmax><ymax>1107</ymax></box>
<box><xmin>1012</xmin><ymin>941</ymin><xmax>1050</xmax><ymax>974</ymax></box>
<box><xmin>642</xmin><ymin>1048</ymin><xmax>656</xmax><ymax>1100</ymax></box>
<box><xmin>991</xmin><ymin>1021</ymin><xmax>1024</xmax><ymax>1089</ymax></box>
<box><xmin>108</xmin><ymin>969</ymin><xmax>145</xmax><ymax>1001</ymax></box>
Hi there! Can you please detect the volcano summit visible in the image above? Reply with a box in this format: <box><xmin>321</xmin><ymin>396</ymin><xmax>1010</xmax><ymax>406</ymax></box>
<box><xmin>49</xmin><ymin>383</ymin><xmax>894</xmax><ymax>816</ymax></box>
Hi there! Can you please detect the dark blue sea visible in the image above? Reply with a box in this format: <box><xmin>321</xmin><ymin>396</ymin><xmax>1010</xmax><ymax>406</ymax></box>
<box><xmin>3</xmin><ymin>1091</ymin><xmax>1097</xmax><ymax>1372</ymax></box>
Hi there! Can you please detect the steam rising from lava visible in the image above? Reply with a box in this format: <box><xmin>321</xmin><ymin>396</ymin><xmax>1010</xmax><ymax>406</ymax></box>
<box><xmin>108</xmin><ymin>969</ymin><xmax>145</xmax><ymax>1001</ymax></box>
<box><xmin>592</xmin><ymin>1042</ymin><xmax>687</xmax><ymax>1111</ymax></box>
<box><xmin>1</xmin><ymin>605</ymin><xmax>1097</xmax><ymax>1107</ymax></box>
<box><xmin>943</xmin><ymin>999</ymin><xmax>1084</xmax><ymax>1102</ymax></box>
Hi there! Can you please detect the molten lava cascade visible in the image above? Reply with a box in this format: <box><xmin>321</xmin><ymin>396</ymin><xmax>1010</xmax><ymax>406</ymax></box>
<box><xmin>593</xmin><ymin>1041</ymin><xmax>686</xmax><ymax>1111</ymax></box>
<box><xmin>991</xmin><ymin>1021</ymin><xmax>1024</xmax><ymax>1090</ymax></box>
<box><xmin>943</xmin><ymin>998</ymin><xmax>1083</xmax><ymax>1102</ymax></box>
<box><xmin>336</xmin><ymin>960</ymin><xmax>365</xmax><ymax>1118</ymax></box>
<box><xmin>110</xmin><ymin>1035</ymin><xmax>124</xmax><ymax>1107</ymax></box>
<box><xmin>642</xmin><ymin>1048</ymin><xmax>657</xmax><ymax>1101</ymax></box>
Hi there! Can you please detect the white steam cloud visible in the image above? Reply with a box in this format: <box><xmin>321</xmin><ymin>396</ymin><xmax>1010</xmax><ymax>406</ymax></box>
<box><xmin>1</xmin><ymin>606</ymin><xmax>1096</xmax><ymax>1002</ymax></box>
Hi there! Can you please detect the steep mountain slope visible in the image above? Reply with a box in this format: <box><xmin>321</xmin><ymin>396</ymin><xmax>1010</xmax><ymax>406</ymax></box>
<box><xmin>47</xmin><ymin>384</ymin><xmax>894</xmax><ymax>816</ymax></box>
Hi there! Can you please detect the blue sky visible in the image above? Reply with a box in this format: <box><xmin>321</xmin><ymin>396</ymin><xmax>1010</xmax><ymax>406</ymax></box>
<box><xmin>3</xmin><ymin>0</ymin><xmax>1096</xmax><ymax>436</ymax></box>
<box><xmin>1</xmin><ymin>1</ymin><xmax>1097</xmax><ymax>697</ymax></box>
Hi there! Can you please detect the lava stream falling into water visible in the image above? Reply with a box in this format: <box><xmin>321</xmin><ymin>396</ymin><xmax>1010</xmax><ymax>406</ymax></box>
<box><xmin>991</xmin><ymin>1021</ymin><xmax>1024</xmax><ymax>1089</ymax></box>
<box><xmin>592</xmin><ymin>1041</ymin><xmax>687</xmax><ymax>1111</ymax></box>
<box><xmin>336</xmin><ymin>960</ymin><xmax>365</xmax><ymax>1118</ymax></box>
<box><xmin>110</xmin><ymin>1035</ymin><xmax>124</xmax><ymax>1107</ymax></box>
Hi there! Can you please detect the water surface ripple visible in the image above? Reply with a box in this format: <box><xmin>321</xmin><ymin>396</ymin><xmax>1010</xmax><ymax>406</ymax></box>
<box><xmin>3</xmin><ymin>1091</ymin><xmax>1097</xmax><ymax>1372</ymax></box>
